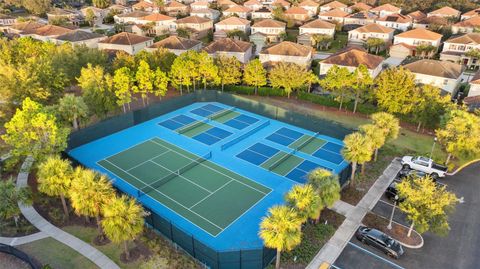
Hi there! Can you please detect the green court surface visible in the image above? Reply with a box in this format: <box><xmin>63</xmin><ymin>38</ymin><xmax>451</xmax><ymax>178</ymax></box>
<box><xmin>211</xmin><ymin>110</ymin><xmax>240</xmax><ymax>123</ymax></box>
<box><xmin>261</xmin><ymin>151</ymin><xmax>303</xmax><ymax>176</ymax></box>
<box><xmin>178</xmin><ymin>121</ymin><xmax>212</xmax><ymax>137</ymax></box>
<box><xmin>289</xmin><ymin>135</ymin><xmax>326</xmax><ymax>154</ymax></box>
<box><xmin>97</xmin><ymin>137</ymin><xmax>271</xmax><ymax>236</ymax></box>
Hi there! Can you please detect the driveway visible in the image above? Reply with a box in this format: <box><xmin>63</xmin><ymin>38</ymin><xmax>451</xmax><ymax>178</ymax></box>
<box><xmin>334</xmin><ymin>162</ymin><xmax>480</xmax><ymax>269</ymax></box>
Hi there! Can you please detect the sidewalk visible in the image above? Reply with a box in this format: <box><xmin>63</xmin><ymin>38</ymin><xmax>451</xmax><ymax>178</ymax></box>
<box><xmin>307</xmin><ymin>158</ymin><xmax>402</xmax><ymax>269</ymax></box>
<box><xmin>16</xmin><ymin>157</ymin><xmax>120</xmax><ymax>269</ymax></box>
<box><xmin>0</xmin><ymin>232</ymin><xmax>49</xmax><ymax>246</ymax></box>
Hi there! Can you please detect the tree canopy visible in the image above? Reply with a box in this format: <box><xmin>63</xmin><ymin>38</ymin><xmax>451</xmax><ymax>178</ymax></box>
<box><xmin>374</xmin><ymin>67</ymin><xmax>418</xmax><ymax>115</ymax></box>
<box><xmin>269</xmin><ymin>62</ymin><xmax>311</xmax><ymax>98</ymax></box>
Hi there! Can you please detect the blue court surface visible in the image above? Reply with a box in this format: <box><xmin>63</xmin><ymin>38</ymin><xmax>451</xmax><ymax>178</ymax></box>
<box><xmin>68</xmin><ymin>102</ymin><xmax>349</xmax><ymax>252</ymax></box>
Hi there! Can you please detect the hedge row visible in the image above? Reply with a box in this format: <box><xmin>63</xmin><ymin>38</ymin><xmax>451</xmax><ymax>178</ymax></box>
<box><xmin>223</xmin><ymin>85</ymin><xmax>287</xmax><ymax>97</ymax></box>
<box><xmin>297</xmin><ymin>92</ymin><xmax>379</xmax><ymax>115</ymax></box>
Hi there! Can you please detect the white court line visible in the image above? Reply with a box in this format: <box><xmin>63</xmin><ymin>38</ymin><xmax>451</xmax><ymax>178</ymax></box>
<box><xmin>150</xmin><ymin>139</ymin><xmax>271</xmax><ymax>195</ymax></box>
<box><xmin>126</xmin><ymin>150</ymin><xmax>171</xmax><ymax>172</ymax></box>
<box><xmin>189</xmin><ymin>179</ymin><xmax>234</xmax><ymax>209</ymax></box>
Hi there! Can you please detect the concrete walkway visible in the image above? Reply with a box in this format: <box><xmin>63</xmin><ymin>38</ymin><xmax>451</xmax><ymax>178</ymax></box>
<box><xmin>0</xmin><ymin>232</ymin><xmax>49</xmax><ymax>246</ymax></box>
<box><xmin>16</xmin><ymin>157</ymin><xmax>120</xmax><ymax>269</ymax></box>
<box><xmin>307</xmin><ymin>158</ymin><xmax>402</xmax><ymax>269</ymax></box>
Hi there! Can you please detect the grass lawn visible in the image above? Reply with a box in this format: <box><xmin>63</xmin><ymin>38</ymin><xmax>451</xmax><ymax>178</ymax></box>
<box><xmin>17</xmin><ymin>238</ymin><xmax>98</xmax><ymax>269</ymax></box>
<box><xmin>326</xmin><ymin>32</ymin><xmax>348</xmax><ymax>53</ymax></box>
<box><xmin>63</xmin><ymin>225</ymin><xmax>146</xmax><ymax>269</ymax></box>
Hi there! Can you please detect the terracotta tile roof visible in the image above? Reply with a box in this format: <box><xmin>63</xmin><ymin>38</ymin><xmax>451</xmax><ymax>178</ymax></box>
<box><xmin>166</xmin><ymin>1</ymin><xmax>186</xmax><ymax>8</ymax></box>
<box><xmin>142</xmin><ymin>13</ymin><xmax>175</xmax><ymax>21</ymax></box>
<box><xmin>470</xmin><ymin>70</ymin><xmax>480</xmax><ymax>84</ymax></box>
<box><xmin>285</xmin><ymin>7</ymin><xmax>309</xmax><ymax>15</ymax></box>
<box><xmin>322</xmin><ymin>47</ymin><xmax>384</xmax><ymax>69</ymax></box>
<box><xmin>463</xmin><ymin>95</ymin><xmax>480</xmax><ymax>105</ymax></box>
<box><xmin>319</xmin><ymin>8</ymin><xmax>349</xmax><ymax>17</ymax></box>
<box><xmin>390</xmin><ymin>42</ymin><xmax>416</xmax><ymax>50</ymax></box>
<box><xmin>204</xmin><ymin>38</ymin><xmax>252</xmax><ymax>53</ymax></box>
<box><xmin>10</xmin><ymin>21</ymin><xmax>44</xmax><ymax>32</ymax></box>
<box><xmin>23</xmin><ymin>24</ymin><xmax>74</xmax><ymax>36</ymax></box>
<box><xmin>417</xmin><ymin>15</ymin><xmax>449</xmax><ymax>25</ymax></box>
<box><xmin>176</xmin><ymin>15</ymin><xmax>212</xmax><ymax>24</ymax></box>
<box><xmin>191</xmin><ymin>1</ymin><xmax>209</xmax><ymax>7</ymax></box>
<box><xmin>403</xmin><ymin>59</ymin><xmax>464</xmax><ymax>79</ymax></box>
<box><xmin>55</xmin><ymin>30</ymin><xmax>104</xmax><ymax>41</ymax></box>
<box><xmin>351</xmin><ymin>23</ymin><xmax>394</xmax><ymax>34</ymax></box>
<box><xmin>216</xmin><ymin>16</ymin><xmax>250</xmax><ymax>26</ymax></box>
<box><xmin>99</xmin><ymin>32</ymin><xmax>152</xmax><ymax>45</ymax></box>
<box><xmin>349</xmin><ymin>2</ymin><xmax>372</xmax><ymax>11</ymax></box>
<box><xmin>300</xmin><ymin>19</ymin><xmax>335</xmax><ymax>29</ymax></box>
<box><xmin>117</xmin><ymin>11</ymin><xmax>150</xmax><ymax>18</ymax></box>
<box><xmin>395</xmin><ymin>28</ymin><xmax>442</xmax><ymax>40</ymax></box>
<box><xmin>224</xmin><ymin>5</ymin><xmax>252</xmax><ymax>13</ymax></box>
<box><xmin>260</xmin><ymin>41</ymin><xmax>312</xmax><ymax>57</ymax></box>
<box><xmin>149</xmin><ymin>35</ymin><xmax>201</xmax><ymax>50</ymax></box>
<box><xmin>253</xmin><ymin>7</ymin><xmax>272</xmax><ymax>14</ymax></box>
<box><xmin>321</xmin><ymin>1</ymin><xmax>347</xmax><ymax>9</ymax></box>
<box><xmin>454</xmin><ymin>16</ymin><xmax>480</xmax><ymax>28</ymax></box>
<box><xmin>428</xmin><ymin>6</ymin><xmax>460</xmax><ymax>16</ymax></box>
<box><xmin>218</xmin><ymin>0</ymin><xmax>237</xmax><ymax>7</ymax></box>
<box><xmin>462</xmin><ymin>8</ymin><xmax>480</xmax><ymax>18</ymax></box>
<box><xmin>407</xmin><ymin>10</ymin><xmax>427</xmax><ymax>21</ymax></box>
<box><xmin>377</xmin><ymin>13</ymin><xmax>412</xmax><ymax>23</ymax></box>
<box><xmin>252</xmin><ymin>18</ymin><xmax>286</xmax><ymax>28</ymax></box>
<box><xmin>272</xmin><ymin>0</ymin><xmax>291</xmax><ymax>8</ymax></box>
<box><xmin>346</xmin><ymin>11</ymin><xmax>377</xmax><ymax>20</ymax></box>
<box><xmin>370</xmin><ymin>3</ymin><xmax>401</xmax><ymax>13</ymax></box>
<box><xmin>244</xmin><ymin>0</ymin><xmax>261</xmax><ymax>5</ymax></box>
<box><xmin>48</xmin><ymin>8</ymin><xmax>78</xmax><ymax>16</ymax></box>
<box><xmin>299</xmin><ymin>0</ymin><xmax>319</xmax><ymax>8</ymax></box>
<box><xmin>133</xmin><ymin>1</ymin><xmax>156</xmax><ymax>9</ymax></box>
<box><xmin>445</xmin><ymin>33</ymin><xmax>480</xmax><ymax>44</ymax></box>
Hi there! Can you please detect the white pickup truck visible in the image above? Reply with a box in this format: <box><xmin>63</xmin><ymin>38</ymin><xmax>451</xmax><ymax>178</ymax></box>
<box><xmin>401</xmin><ymin>156</ymin><xmax>448</xmax><ymax>178</ymax></box>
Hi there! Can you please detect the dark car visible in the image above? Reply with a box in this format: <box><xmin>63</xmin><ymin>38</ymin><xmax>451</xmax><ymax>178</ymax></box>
<box><xmin>385</xmin><ymin>182</ymin><xmax>403</xmax><ymax>202</ymax></box>
<box><xmin>398</xmin><ymin>169</ymin><xmax>430</xmax><ymax>180</ymax></box>
<box><xmin>355</xmin><ymin>226</ymin><xmax>404</xmax><ymax>259</ymax></box>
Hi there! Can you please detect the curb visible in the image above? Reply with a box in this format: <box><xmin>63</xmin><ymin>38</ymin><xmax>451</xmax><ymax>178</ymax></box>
<box><xmin>368</xmin><ymin>214</ymin><xmax>424</xmax><ymax>249</ymax></box>
<box><xmin>446</xmin><ymin>159</ymin><xmax>480</xmax><ymax>176</ymax></box>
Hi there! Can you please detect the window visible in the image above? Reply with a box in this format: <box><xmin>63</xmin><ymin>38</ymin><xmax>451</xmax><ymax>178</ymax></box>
<box><xmin>443</xmin><ymin>79</ymin><xmax>448</xmax><ymax>85</ymax></box>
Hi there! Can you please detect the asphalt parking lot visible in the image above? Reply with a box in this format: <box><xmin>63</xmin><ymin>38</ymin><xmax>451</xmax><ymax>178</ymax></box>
<box><xmin>333</xmin><ymin>162</ymin><xmax>480</xmax><ymax>269</ymax></box>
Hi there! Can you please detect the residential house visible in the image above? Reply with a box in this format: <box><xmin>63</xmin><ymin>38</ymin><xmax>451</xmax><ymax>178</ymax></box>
<box><xmin>251</xmin><ymin>19</ymin><xmax>286</xmax><ymax>43</ymax></box>
<box><xmin>427</xmin><ymin>6</ymin><xmax>460</xmax><ymax>19</ymax></box>
<box><xmin>47</xmin><ymin>8</ymin><xmax>83</xmax><ymax>26</ymax></box>
<box><xmin>251</xmin><ymin>7</ymin><xmax>272</xmax><ymax>19</ymax></box>
<box><xmin>106</xmin><ymin>4</ymin><xmax>132</xmax><ymax>15</ymax></box>
<box><xmin>132</xmin><ymin>1</ymin><xmax>159</xmax><ymax>13</ymax></box>
<box><xmin>319</xmin><ymin>47</ymin><xmax>384</xmax><ymax>77</ymax></box>
<box><xmin>298</xmin><ymin>19</ymin><xmax>335</xmax><ymax>46</ymax></box>
<box><xmin>114</xmin><ymin>11</ymin><xmax>150</xmax><ymax>24</ymax></box>
<box><xmin>223</xmin><ymin>5</ymin><xmax>252</xmax><ymax>19</ymax></box>
<box><xmin>343</xmin><ymin>11</ymin><xmax>377</xmax><ymax>28</ymax></box>
<box><xmin>134</xmin><ymin>13</ymin><xmax>177</xmax><ymax>36</ymax></box>
<box><xmin>348</xmin><ymin>23</ymin><xmax>394</xmax><ymax>45</ymax></box>
<box><xmin>21</xmin><ymin>24</ymin><xmax>74</xmax><ymax>42</ymax></box>
<box><xmin>259</xmin><ymin>41</ymin><xmax>313</xmax><ymax>67</ymax></box>
<box><xmin>164</xmin><ymin>1</ymin><xmax>188</xmax><ymax>16</ymax></box>
<box><xmin>6</xmin><ymin>21</ymin><xmax>43</xmax><ymax>35</ymax></box>
<box><xmin>191</xmin><ymin>1</ymin><xmax>210</xmax><ymax>10</ymax></box>
<box><xmin>244</xmin><ymin>0</ymin><xmax>263</xmax><ymax>11</ymax></box>
<box><xmin>54</xmin><ymin>30</ymin><xmax>105</xmax><ymax>48</ymax></box>
<box><xmin>299</xmin><ymin>0</ymin><xmax>320</xmax><ymax>16</ymax></box>
<box><xmin>407</xmin><ymin>10</ymin><xmax>427</xmax><ymax>23</ymax></box>
<box><xmin>284</xmin><ymin>7</ymin><xmax>311</xmax><ymax>23</ymax></box>
<box><xmin>461</xmin><ymin>8</ymin><xmax>480</xmax><ymax>21</ymax></box>
<box><xmin>318</xmin><ymin>8</ymin><xmax>349</xmax><ymax>24</ymax></box>
<box><xmin>347</xmin><ymin>2</ymin><xmax>372</xmax><ymax>13</ymax></box>
<box><xmin>403</xmin><ymin>59</ymin><xmax>464</xmax><ymax>95</ymax></box>
<box><xmin>0</xmin><ymin>14</ymin><xmax>16</xmax><ymax>26</ymax></box>
<box><xmin>175</xmin><ymin>16</ymin><xmax>214</xmax><ymax>39</ymax></box>
<box><xmin>218</xmin><ymin>0</ymin><xmax>239</xmax><ymax>9</ymax></box>
<box><xmin>80</xmin><ymin>7</ymin><xmax>107</xmax><ymax>26</ymax></box>
<box><xmin>145</xmin><ymin>35</ymin><xmax>202</xmax><ymax>55</ymax></box>
<box><xmin>467</xmin><ymin>71</ymin><xmax>480</xmax><ymax>97</ymax></box>
<box><xmin>191</xmin><ymin>8</ymin><xmax>221</xmax><ymax>21</ymax></box>
<box><xmin>440</xmin><ymin>33</ymin><xmax>480</xmax><ymax>68</ymax></box>
<box><xmin>376</xmin><ymin>13</ymin><xmax>413</xmax><ymax>31</ymax></box>
<box><xmin>413</xmin><ymin>15</ymin><xmax>449</xmax><ymax>29</ymax></box>
<box><xmin>452</xmin><ymin>17</ymin><xmax>480</xmax><ymax>34</ymax></box>
<box><xmin>204</xmin><ymin>37</ymin><xmax>253</xmax><ymax>63</ymax></box>
<box><xmin>389</xmin><ymin>28</ymin><xmax>442</xmax><ymax>58</ymax></box>
<box><xmin>319</xmin><ymin>1</ymin><xmax>348</xmax><ymax>13</ymax></box>
<box><xmin>370</xmin><ymin>4</ymin><xmax>401</xmax><ymax>18</ymax></box>
<box><xmin>215</xmin><ymin>17</ymin><xmax>251</xmax><ymax>34</ymax></box>
<box><xmin>98</xmin><ymin>32</ymin><xmax>154</xmax><ymax>54</ymax></box>
<box><xmin>271</xmin><ymin>0</ymin><xmax>291</xmax><ymax>10</ymax></box>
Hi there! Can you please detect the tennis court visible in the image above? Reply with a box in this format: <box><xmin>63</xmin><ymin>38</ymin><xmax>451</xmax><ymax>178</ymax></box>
<box><xmin>97</xmin><ymin>137</ymin><xmax>270</xmax><ymax>236</ymax></box>
<box><xmin>190</xmin><ymin>104</ymin><xmax>260</xmax><ymax>130</ymax></box>
<box><xmin>266</xmin><ymin>127</ymin><xmax>345</xmax><ymax>165</ymax></box>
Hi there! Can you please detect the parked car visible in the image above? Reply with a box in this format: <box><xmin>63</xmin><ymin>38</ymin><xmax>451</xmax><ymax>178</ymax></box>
<box><xmin>355</xmin><ymin>226</ymin><xmax>404</xmax><ymax>259</ymax></box>
<box><xmin>401</xmin><ymin>156</ymin><xmax>448</xmax><ymax>178</ymax></box>
<box><xmin>385</xmin><ymin>182</ymin><xmax>403</xmax><ymax>202</ymax></box>
<box><xmin>398</xmin><ymin>169</ymin><xmax>432</xmax><ymax>180</ymax></box>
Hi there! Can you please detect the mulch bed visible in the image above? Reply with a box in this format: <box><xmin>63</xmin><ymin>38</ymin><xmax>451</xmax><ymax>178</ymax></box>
<box><xmin>362</xmin><ymin>212</ymin><xmax>422</xmax><ymax>247</ymax></box>
<box><xmin>340</xmin><ymin>186</ymin><xmax>364</xmax><ymax>206</ymax></box>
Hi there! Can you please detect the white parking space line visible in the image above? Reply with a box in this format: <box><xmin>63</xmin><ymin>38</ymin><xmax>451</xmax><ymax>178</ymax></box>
<box><xmin>347</xmin><ymin>242</ymin><xmax>405</xmax><ymax>269</ymax></box>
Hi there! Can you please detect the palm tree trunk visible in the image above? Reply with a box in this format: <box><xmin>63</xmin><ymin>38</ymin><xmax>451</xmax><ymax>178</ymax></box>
<box><xmin>96</xmin><ymin>215</ymin><xmax>103</xmax><ymax>238</ymax></box>
<box><xmin>445</xmin><ymin>153</ymin><xmax>452</xmax><ymax>165</ymax></box>
<box><xmin>60</xmin><ymin>194</ymin><xmax>69</xmax><ymax>219</ymax></box>
<box><xmin>275</xmin><ymin>249</ymin><xmax>281</xmax><ymax>269</ymax></box>
<box><xmin>122</xmin><ymin>104</ymin><xmax>126</xmax><ymax>114</ymax></box>
<box><xmin>124</xmin><ymin>241</ymin><xmax>130</xmax><ymax>260</ymax></box>
<box><xmin>338</xmin><ymin>96</ymin><xmax>343</xmax><ymax>111</ymax></box>
<box><xmin>361</xmin><ymin>162</ymin><xmax>366</xmax><ymax>175</ymax></box>
<box><xmin>350</xmin><ymin>162</ymin><xmax>357</xmax><ymax>186</ymax></box>
<box><xmin>221</xmin><ymin>82</ymin><xmax>224</xmax><ymax>92</ymax></box>
<box><xmin>353</xmin><ymin>93</ymin><xmax>359</xmax><ymax>114</ymax></box>
<box><xmin>407</xmin><ymin>221</ymin><xmax>415</xmax><ymax>237</ymax></box>
<box><xmin>416</xmin><ymin>121</ymin><xmax>422</xmax><ymax>132</ymax></box>
<box><xmin>204</xmin><ymin>78</ymin><xmax>207</xmax><ymax>91</ymax></box>
<box><xmin>128</xmin><ymin>102</ymin><xmax>131</xmax><ymax>111</ymax></box>
<box><xmin>141</xmin><ymin>96</ymin><xmax>146</xmax><ymax>107</ymax></box>
<box><xmin>180</xmin><ymin>84</ymin><xmax>183</xmax><ymax>95</ymax></box>
<box><xmin>374</xmin><ymin>148</ymin><xmax>378</xmax><ymax>162</ymax></box>
<box><xmin>193</xmin><ymin>79</ymin><xmax>196</xmax><ymax>91</ymax></box>
<box><xmin>73</xmin><ymin>115</ymin><xmax>78</xmax><ymax>130</ymax></box>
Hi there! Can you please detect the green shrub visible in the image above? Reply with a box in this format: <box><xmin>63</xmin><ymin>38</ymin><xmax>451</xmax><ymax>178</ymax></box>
<box><xmin>297</xmin><ymin>92</ymin><xmax>379</xmax><ymax>114</ymax></box>
<box><xmin>223</xmin><ymin>85</ymin><xmax>287</xmax><ymax>97</ymax></box>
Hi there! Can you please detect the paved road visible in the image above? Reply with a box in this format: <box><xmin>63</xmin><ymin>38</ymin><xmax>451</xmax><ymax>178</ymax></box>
<box><xmin>334</xmin><ymin>162</ymin><xmax>480</xmax><ymax>269</ymax></box>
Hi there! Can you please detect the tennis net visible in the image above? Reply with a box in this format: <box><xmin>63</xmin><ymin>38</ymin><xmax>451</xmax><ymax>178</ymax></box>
<box><xmin>137</xmin><ymin>151</ymin><xmax>212</xmax><ymax>197</ymax></box>
<box><xmin>177</xmin><ymin>120</ymin><xmax>207</xmax><ymax>134</ymax></box>
<box><xmin>221</xmin><ymin>120</ymin><xmax>270</xmax><ymax>150</ymax></box>
<box><xmin>295</xmin><ymin>133</ymin><xmax>319</xmax><ymax>152</ymax></box>
<box><xmin>208</xmin><ymin>107</ymin><xmax>236</xmax><ymax>121</ymax></box>
<box><xmin>268</xmin><ymin>149</ymin><xmax>295</xmax><ymax>171</ymax></box>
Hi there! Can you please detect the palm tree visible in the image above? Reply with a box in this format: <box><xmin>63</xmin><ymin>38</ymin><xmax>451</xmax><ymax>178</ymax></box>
<box><xmin>259</xmin><ymin>205</ymin><xmax>302</xmax><ymax>269</ymax></box>
<box><xmin>359</xmin><ymin>124</ymin><xmax>386</xmax><ymax>162</ymax></box>
<box><xmin>285</xmin><ymin>184</ymin><xmax>322</xmax><ymax>224</ymax></box>
<box><xmin>0</xmin><ymin>178</ymin><xmax>31</xmax><ymax>229</ymax></box>
<box><xmin>307</xmin><ymin>168</ymin><xmax>341</xmax><ymax>223</ymax></box>
<box><xmin>342</xmin><ymin>133</ymin><xmax>374</xmax><ymax>186</ymax></box>
<box><xmin>57</xmin><ymin>94</ymin><xmax>89</xmax><ymax>131</ymax></box>
<box><xmin>102</xmin><ymin>195</ymin><xmax>146</xmax><ymax>261</ymax></box>
<box><xmin>371</xmin><ymin>112</ymin><xmax>400</xmax><ymax>143</ymax></box>
<box><xmin>69</xmin><ymin>167</ymin><xmax>115</xmax><ymax>239</ymax></box>
<box><xmin>37</xmin><ymin>155</ymin><xmax>74</xmax><ymax>219</ymax></box>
